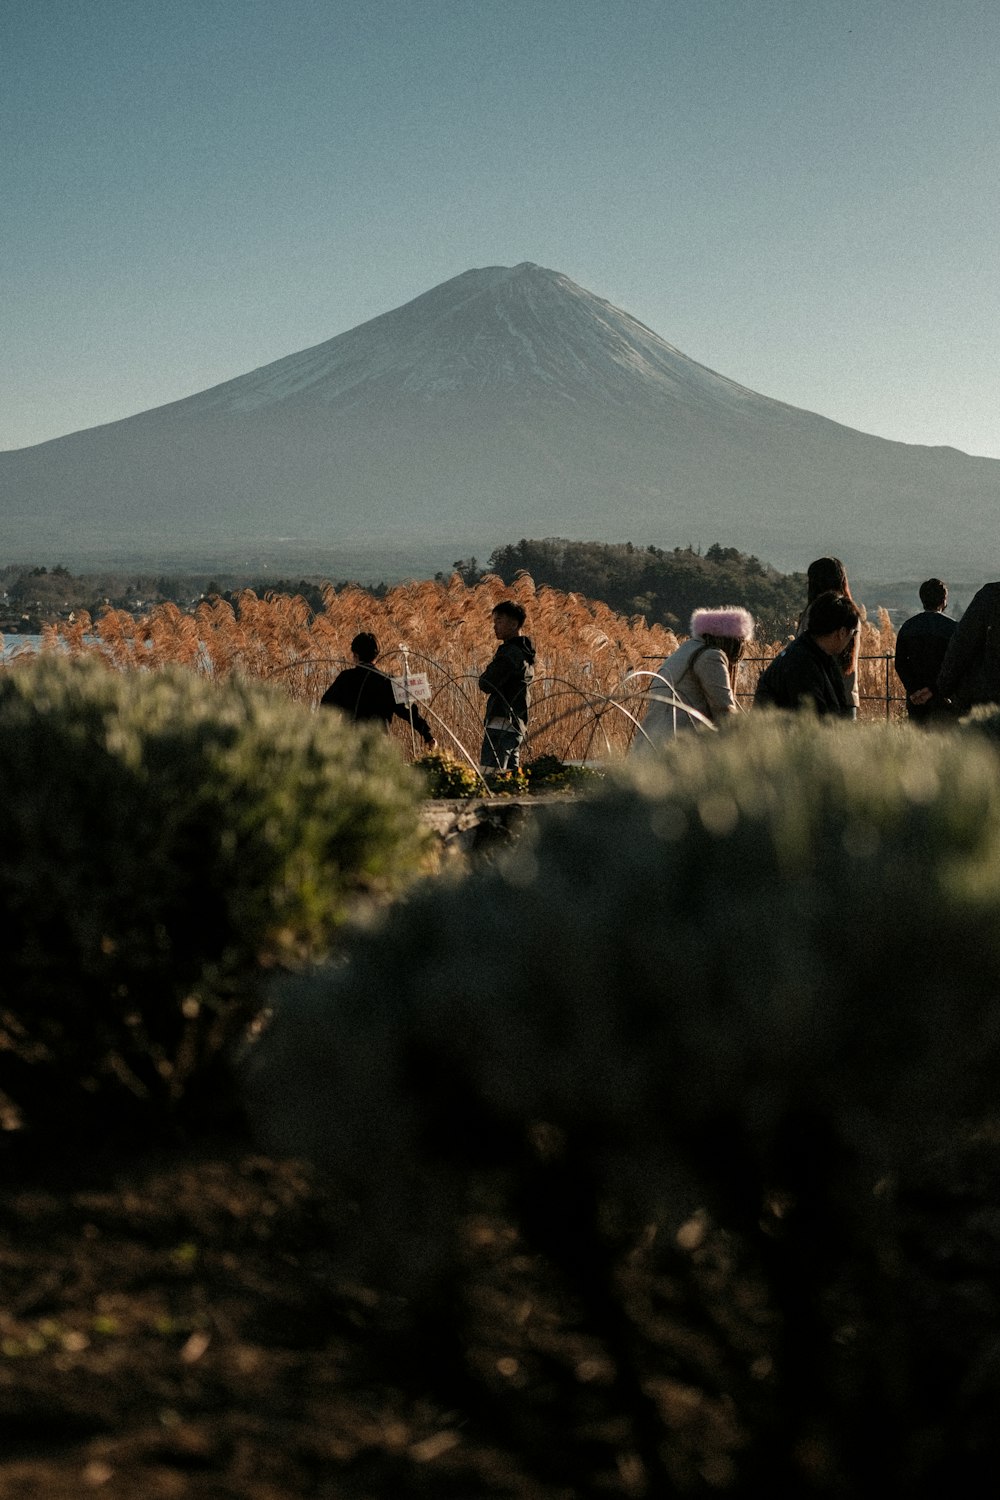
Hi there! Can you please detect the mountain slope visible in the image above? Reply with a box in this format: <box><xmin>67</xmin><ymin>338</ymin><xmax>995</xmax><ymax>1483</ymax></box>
<box><xmin>168</xmin><ymin>263</ymin><xmax>775</xmax><ymax>416</ymax></box>
<box><xmin>2</xmin><ymin>262</ymin><xmax>997</xmax><ymax>578</ymax></box>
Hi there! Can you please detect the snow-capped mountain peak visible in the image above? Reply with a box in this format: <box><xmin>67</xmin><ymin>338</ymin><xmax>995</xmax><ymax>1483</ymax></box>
<box><xmin>172</xmin><ymin>262</ymin><xmax>768</xmax><ymax>418</ymax></box>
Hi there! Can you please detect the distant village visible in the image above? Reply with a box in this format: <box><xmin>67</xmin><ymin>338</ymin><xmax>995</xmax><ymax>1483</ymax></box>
<box><xmin>0</xmin><ymin>565</ymin><xmax>214</xmax><ymax>634</ymax></box>
<box><xmin>0</xmin><ymin>564</ymin><xmax>336</xmax><ymax>635</ymax></box>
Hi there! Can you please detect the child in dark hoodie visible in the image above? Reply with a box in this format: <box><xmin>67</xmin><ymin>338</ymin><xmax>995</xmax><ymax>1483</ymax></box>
<box><xmin>478</xmin><ymin>601</ymin><xmax>536</xmax><ymax>769</ymax></box>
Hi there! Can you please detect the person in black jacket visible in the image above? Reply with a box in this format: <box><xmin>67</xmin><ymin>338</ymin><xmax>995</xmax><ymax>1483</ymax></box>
<box><xmin>936</xmin><ymin>580</ymin><xmax>1000</xmax><ymax>715</ymax></box>
<box><xmin>894</xmin><ymin>579</ymin><xmax>957</xmax><ymax>724</ymax></box>
<box><xmin>754</xmin><ymin>592</ymin><xmax>860</xmax><ymax>718</ymax></box>
<box><xmin>478</xmin><ymin>601</ymin><xmax>536</xmax><ymax>769</ymax></box>
<box><xmin>798</xmin><ymin>557</ymin><xmax>862</xmax><ymax>717</ymax></box>
<box><xmin>320</xmin><ymin>632</ymin><xmax>435</xmax><ymax>747</ymax></box>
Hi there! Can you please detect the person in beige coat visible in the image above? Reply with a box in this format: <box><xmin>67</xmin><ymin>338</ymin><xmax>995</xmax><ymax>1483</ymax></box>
<box><xmin>631</xmin><ymin>607</ymin><xmax>755</xmax><ymax>751</ymax></box>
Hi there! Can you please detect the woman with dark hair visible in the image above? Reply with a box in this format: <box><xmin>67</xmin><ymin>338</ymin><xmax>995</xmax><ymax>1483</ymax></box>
<box><xmin>799</xmin><ymin>557</ymin><xmax>862</xmax><ymax>718</ymax></box>
<box><xmin>632</xmin><ymin>606</ymin><xmax>755</xmax><ymax>749</ymax></box>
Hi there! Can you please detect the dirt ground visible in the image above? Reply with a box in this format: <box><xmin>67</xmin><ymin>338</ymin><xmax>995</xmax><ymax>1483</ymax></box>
<box><xmin>0</xmin><ymin>1133</ymin><xmax>739</xmax><ymax>1500</ymax></box>
<box><xmin>0</xmin><ymin>1139</ymin><xmax>509</xmax><ymax>1500</ymax></box>
<box><xmin>1</xmin><ymin>1125</ymin><xmax>999</xmax><ymax>1499</ymax></box>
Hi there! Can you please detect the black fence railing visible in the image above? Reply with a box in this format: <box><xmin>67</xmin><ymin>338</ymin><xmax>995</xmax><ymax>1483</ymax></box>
<box><xmin>736</xmin><ymin>652</ymin><xmax>905</xmax><ymax>718</ymax></box>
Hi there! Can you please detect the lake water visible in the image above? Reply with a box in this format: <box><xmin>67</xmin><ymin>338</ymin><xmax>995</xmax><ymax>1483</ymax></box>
<box><xmin>2</xmin><ymin>635</ymin><xmax>44</xmax><ymax>660</ymax></box>
<box><xmin>1</xmin><ymin>636</ymin><xmax>108</xmax><ymax>662</ymax></box>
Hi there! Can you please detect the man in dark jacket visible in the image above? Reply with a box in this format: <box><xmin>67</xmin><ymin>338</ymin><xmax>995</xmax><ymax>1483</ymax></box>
<box><xmin>894</xmin><ymin>578</ymin><xmax>956</xmax><ymax>724</ymax></box>
<box><xmin>936</xmin><ymin>580</ymin><xmax>1000</xmax><ymax>714</ymax></box>
<box><xmin>754</xmin><ymin>592</ymin><xmax>860</xmax><ymax>717</ymax></box>
<box><xmin>478</xmin><ymin>601</ymin><xmax>536</xmax><ymax>769</ymax></box>
<box><xmin>320</xmin><ymin>632</ymin><xmax>435</xmax><ymax>747</ymax></box>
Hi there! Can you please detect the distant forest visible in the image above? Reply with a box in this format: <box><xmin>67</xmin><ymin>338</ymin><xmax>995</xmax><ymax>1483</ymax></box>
<box><xmin>4</xmin><ymin>541</ymin><xmax>808</xmax><ymax>641</ymax></box>
<box><xmin>453</xmin><ymin>539</ymin><xmax>807</xmax><ymax>641</ymax></box>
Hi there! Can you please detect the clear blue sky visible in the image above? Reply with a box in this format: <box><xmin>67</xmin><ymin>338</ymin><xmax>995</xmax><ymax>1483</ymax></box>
<box><xmin>4</xmin><ymin>0</ymin><xmax>999</xmax><ymax>456</ymax></box>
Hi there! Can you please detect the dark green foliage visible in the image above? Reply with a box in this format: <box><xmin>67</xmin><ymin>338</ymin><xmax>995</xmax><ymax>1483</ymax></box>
<box><xmin>250</xmin><ymin>719</ymin><xmax>1000</xmax><ymax>1492</ymax></box>
<box><xmin>418</xmin><ymin>751</ymin><xmax>602</xmax><ymax>799</ymax></box>
<box><xmin>416</xmin><ymin>750</ymin><xmax>484</xmax><ymax>799</ymax></box>
<box><xmin>434</xmin><ymin>557</ymin><xmax>482</xmax><ymax>586</ymax></box>
<box><xmin>480</xmin><ymin>766</ymin><xmax>529</xmax><ymax>796</ymax></box>
<box><xmin>524</xmin><ymin>753</ymin><xmax>604</xmax><ymax>793</ymax></box>
<box><xmin>488</xmin><ymin>537</ymin><xmax>806</xmax><ymax>638</ymax></box>
<box><xmin>0</xmin><ymin>655</ymin><xmax>429</xmax><ymax>1139</ymax></box>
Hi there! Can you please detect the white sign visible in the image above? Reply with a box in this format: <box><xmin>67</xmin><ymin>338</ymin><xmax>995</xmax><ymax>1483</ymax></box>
<box><xmin>391</xmin><ymin>671</ymin><xmax>431</xmax><ymax>705</ymax></box>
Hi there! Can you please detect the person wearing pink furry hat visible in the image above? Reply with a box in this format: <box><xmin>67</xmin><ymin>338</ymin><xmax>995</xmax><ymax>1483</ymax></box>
<box><xmin>631</xmin><ymin>606</ymin><xmax>755</xmax><ymax>750</ymax></box>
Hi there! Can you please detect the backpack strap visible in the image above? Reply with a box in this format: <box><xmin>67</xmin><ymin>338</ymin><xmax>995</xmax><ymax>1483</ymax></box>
<box><xmin>676</xmin><ymin>643</ymin><xmax>710</xmax><ymax>684</ymax></box>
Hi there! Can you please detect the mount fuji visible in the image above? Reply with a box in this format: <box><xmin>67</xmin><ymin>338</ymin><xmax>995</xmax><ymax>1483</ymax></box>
<box><xmin>2</xmin><ymin>262</ymin><xmax>998</xmax><ymax>578</ymax></box>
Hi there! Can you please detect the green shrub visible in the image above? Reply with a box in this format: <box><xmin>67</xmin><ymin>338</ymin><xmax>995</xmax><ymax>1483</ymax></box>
<box><xmin>415</xmin><ymin>750</ymin><xmax>483</xmax><ymax>799</ymax></box>
<box><xmin>524</xmin><ymin>753</ymin><xmax>604</xmax><ymax>793</ymax></box>
<box><xmin>481</xmin><ymin>765</ymin><xmax>529</xmax><ymax>796</ymax></box>
<box><xmin>0</xmin><ymin>655</ymin><xmax>429</xmax><ymax>1138</ymax></box>
<box><xmin>415</xmin><ymin>751</ymin><xmax>602</xmax><ymax>800</ymax></box>
<box><xmin>249</xmin><ymin>718</ymin><xmax>1000</xmax><ymax>1491</ymax></box>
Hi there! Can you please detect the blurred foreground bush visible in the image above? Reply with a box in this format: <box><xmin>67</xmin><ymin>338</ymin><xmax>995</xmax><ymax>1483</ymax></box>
<box><xmin>248</xmin><ymin>718</ymin><xmax>1000</xmax><ymax>1495</ymax></box>
<box><xmin>1</xmin><ymin>655</ymin><xmax>429</xmax><ymax>1138</ymax></box>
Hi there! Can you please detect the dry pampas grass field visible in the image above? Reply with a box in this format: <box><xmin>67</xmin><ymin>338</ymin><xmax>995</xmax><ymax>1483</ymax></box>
<box><xmin>23</xmin><ymin>575</ymin><xmax>905</xmax><ymax>761</ymax></box>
